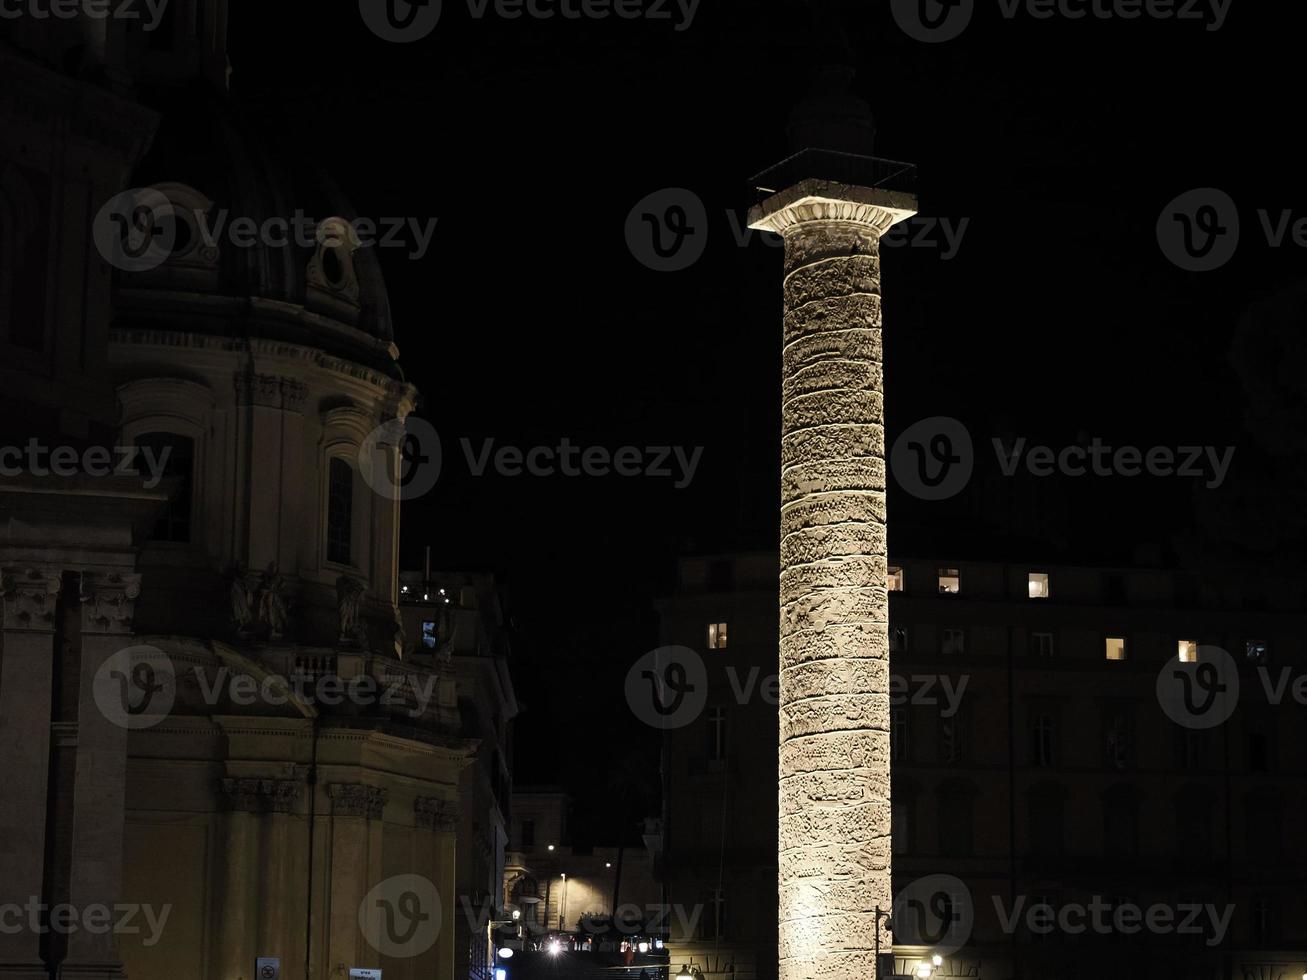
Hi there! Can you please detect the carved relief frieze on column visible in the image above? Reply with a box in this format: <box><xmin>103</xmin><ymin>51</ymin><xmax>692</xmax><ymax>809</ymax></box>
<box><xmin>328</xmin><ymin>783</ymin><xmax>388</xmax><ymax>821</ymax></box>
<box><xmin>78</xmin><ymin>572</ymin><xmax>142</xmax><ymax>635</ymax></box>
<box><xmin>1</xmin><ymin>567</ymin><xmax>62</xmax><ymax>631</ymax></box>
<box><xmin>414</xmin><ymin>796</ymin><xmax>460</xmax><ymax>833</ymax></box>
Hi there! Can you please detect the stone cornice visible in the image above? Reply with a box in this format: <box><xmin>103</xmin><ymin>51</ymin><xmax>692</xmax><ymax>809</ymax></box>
<box><xmin>108</xmin><ymin>326</ymin><xmax>417</xmax><ymax>415</ymax></box>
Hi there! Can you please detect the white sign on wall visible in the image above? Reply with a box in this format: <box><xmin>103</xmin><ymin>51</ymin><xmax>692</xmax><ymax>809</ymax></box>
<box><xmin>349</xmin><ymin>970</ymin><xmax>382</xmax><ymax>980</ymax></box>
<box><xmin>255</xmin><ymin>957</ymin><xmax>280</xmax><ymax>980</ymax></box>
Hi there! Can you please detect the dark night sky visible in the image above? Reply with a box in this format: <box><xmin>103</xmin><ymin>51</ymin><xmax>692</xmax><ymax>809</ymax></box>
<box><xmin>225</xmin><ymin>0</ymin><xmax>1306</xmax><ymax>841</ymax></box>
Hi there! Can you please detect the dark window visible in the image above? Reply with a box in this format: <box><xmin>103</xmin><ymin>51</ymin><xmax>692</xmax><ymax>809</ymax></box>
<box><xmin>939</xmin><ymin>711</ymin><xmax>966</xmax><ymax>765</ymax></box>
<box><xmin>891</xmin><ymin>707</ymin><xmax>910</xmax><ymax>763</ymax></box>
<box><xmin>706</xmin><ymin>706</ymin><xmax>728</xmax><ymax>761</ymax></box>
<box><xmin>520</xmin><ymin>820</ymin><xmax>535</xmax><ymax>847</ymax></box>
<box><xmin>1176</xmin><ymin>795</ymin><xmax>1213</xmax><ymax>855</ymax></box>
<box><xmin>701</xmin><ymin>888</ymin><xmax>725</xmax><ymax>940</ymax></box>
<box><xmin>327</xmin><ymin>458</ymin><xmax>353</xmax><ymax>564</ymax></box>
<box><xmin>1249</xmin><ymin>732</ymin><xmax>1270</xmax><ymax>772</ymax></box>
<box><xmin>137</xmin><ymin>432</ymin><xmax>194</xmax><ymax>543</ymax></box>
<box><xmin>1029</xmin><ymin>794</ymin><xmax>1064</xmax><ymax>855</ymax></box>
<box><xmin>1031</xmin><ymin>714</ymin><xmax>1056</xmax><ymax>768</ymax></box>
<box><xmin>1</xmin><ymin>167</ymin><xmax>51</xmax><ymax>352</ymax></box>
<box><xmin>938</xmin><ymin>790</ymin><xmax>974</xmax><ymax>856</ymax></box>
<box><xmin>1103</xmin><ymin>792</ymin><xmax>1139</xmax><ymax>856</ymax></box>
<box><xmin>707</xmin><ymin>560</ymin><xmax>734</xmax><ymax>590</ymax></box>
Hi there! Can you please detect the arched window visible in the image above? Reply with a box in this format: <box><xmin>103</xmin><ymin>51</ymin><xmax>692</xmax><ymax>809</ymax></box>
<box><xmin>136</xmin><ymin>432</ymin><xmax>194</xmax><ymax>543</ymax></box>
<box><xmin>327</xmin><ymin>457</ymin><xmax>354</xmax><ymax>565</ymax></box>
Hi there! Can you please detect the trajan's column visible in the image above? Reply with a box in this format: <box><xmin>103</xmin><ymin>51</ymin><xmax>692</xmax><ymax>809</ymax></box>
<box><xmin>749</xmin><ymin>149</ymin><xmax>916</xmax><ymax>980</ymax></box>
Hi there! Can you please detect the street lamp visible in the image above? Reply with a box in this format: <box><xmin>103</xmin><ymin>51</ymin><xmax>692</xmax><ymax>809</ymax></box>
<box><xmin>676</xmin><ymin>966</ymin><xmax>695</xmax><ymax>980</ymax></box>
<box><xmin>874</xmin><ymin>907</ymin><xmax>892</xmax><ymax>980</ymax></box>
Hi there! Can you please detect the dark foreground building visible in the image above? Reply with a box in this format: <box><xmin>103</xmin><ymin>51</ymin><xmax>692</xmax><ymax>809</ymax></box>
<box><xmin>656</xmin><ymin>551</ymin><xmax>1307</xmax><ymax>980</ymax></box>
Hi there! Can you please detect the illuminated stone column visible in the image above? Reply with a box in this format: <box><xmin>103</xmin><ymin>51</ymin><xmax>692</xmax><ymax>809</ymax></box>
<box><xmin>749</xmin><ymin>178</ymin><xmax>916</xmax><ymax>980</ymax></box>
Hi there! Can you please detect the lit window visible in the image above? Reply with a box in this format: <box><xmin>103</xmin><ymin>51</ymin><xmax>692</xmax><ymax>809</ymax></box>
<box><xmin>1031</xmin><ymin>632</ymin><xmax>1054</xmax><ymax>658</ymax></box>
<box><xmin>1028</xmin><ymin>572</ymin><xmax>1050</xmax><ymax>599</ymax></box>
<box><xmin>421</xmin><ymin>621</ymin><xmax>438</xmax><ymax>650</ymax></box>
<box><xmin>1105</xmin><ymin>637</ymin><xmax>1127</xmax><ymax>662</ymax></box>
<box><xmin>942</xmin><ymin>629</ymin><xmax>965</xmax><ymax>655</ymax></box>
<box><xmin>887</xmin><ymin>566</ymin><xmax>904</xmax><ymax>592</ymax></box>
<box><xmin>1177</xmin><ymin>640</ymin><xmax>1199</xmax><ymax>663</ymax></box>
<box><xmin>1245</xmin><ymin>640</ymin><xmax>1269</xmax><ymax>665</ymax></box>
<box><xmin>938</xmin><ymin>568</ymin><xmax>960</xmax><ymax>594</ymax></box>
<box><xmin>707</xmin><ymin>623</ymin><xmax>728</xmax><ymax>650</ymax></box>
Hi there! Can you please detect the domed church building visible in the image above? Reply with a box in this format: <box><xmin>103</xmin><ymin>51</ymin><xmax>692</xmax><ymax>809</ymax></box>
<box><xmin>0</xmin><ymin>5</ymin><xmax>508</xmax><ymax>980</ymax></box>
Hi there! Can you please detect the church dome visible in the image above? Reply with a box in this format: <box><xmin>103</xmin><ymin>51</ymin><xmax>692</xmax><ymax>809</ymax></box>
<box><xmin>113</xmin><ymin>82</ymin><xmax>404</xmax><ymax>379</ymax></box>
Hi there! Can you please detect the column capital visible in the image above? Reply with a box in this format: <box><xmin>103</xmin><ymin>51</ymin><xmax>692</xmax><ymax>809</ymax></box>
<box><xmin>328</xmin><ymin>782</ymin><xmax>388</xmax><ymax>820</ymax></box>
<box><xmin>414</xmin><ymin>795</ymin><xmax>459</xmax><ymax>832</ymax></box>
<box><xmin>220</xmin><ymin>774</ymin><xmax>305</xmax><ymax>814</ymax></box>
<box><xmin>1</xmin><ymin>566</ymin><xmax>62</xmax><ymax>632</ymax></box>
<box><xmin>78</xmin><ymin>572</ymin><xmax>142</xmax><ymax>635</ymax></box>
<box><xmin>748</xmin><ymin>179</ymin><xmax>917</xmax><ymax>237</ymax></box>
